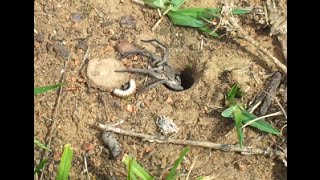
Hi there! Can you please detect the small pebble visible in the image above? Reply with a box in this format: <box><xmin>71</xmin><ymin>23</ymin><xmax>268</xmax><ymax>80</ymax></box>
<box><xmin>53</xmin><ymin>42</ymin><xmax>70</xmax><ymax>60</ymax></box>
<box><xmin>116</xmin><ymin>40</ymin><xmax>137</xmax><ymax>55</ymax></box>
<box><xmin>75</xmin><ymin>39</ymin><xmax>88</xmax><ymax>51</ymax></box>
<box><xmin>165</xmin><ymin>96</ymin><xmax>173</xmax><ymax>104</ymax></box>
<box><xmin>70</xmin><ymin>12</ymin><xmax>83</xmax><ymax>22</ymax></box>
<box><xmin>35</xmin><ymin>33</ymin><xmax>44</xmax><ymax>43</ymax></box>
<box><xmin>114</xmin><ymin>101</ymin><xmax>122</xmax><ymax>110</ymax></box>
<box><xmin>81</xmin><ymin>142</ymin><xmax>94</xmax><ymax>151</ymax></box>
<box><xmin>126</xmin><ymin>104</ymin><xmax>133</xmax><ymax>112</ymax></box>
<box><xmin>119</xmin><ymin>15</ymin><xmax>136</xmax><ymax>28</ymax></box>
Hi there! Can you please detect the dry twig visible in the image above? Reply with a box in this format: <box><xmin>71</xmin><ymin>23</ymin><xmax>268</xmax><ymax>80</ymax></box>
<box><xmin>98</xmin><ymin>123</ymin><xmax>285</xmax><ymax>159</ymax></box>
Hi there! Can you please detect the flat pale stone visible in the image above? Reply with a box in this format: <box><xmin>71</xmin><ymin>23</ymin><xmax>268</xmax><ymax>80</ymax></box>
<box><xmin>86</xmin><ymin>57</ymin><xmax>129</xmax><ymax>91</ymax></box>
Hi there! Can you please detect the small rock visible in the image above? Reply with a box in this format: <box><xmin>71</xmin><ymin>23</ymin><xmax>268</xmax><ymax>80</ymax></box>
<box><xmin>212</xmin><ymin>92</ymin><xmax>224</xmax><ymax>103</ymax></box>
<box><xmin>119</xmin><ymin>15</ymin><xmax>136</xmax><ymax>28</ymax></box>
<box><xmin>234</xmin><ymin>162</ymin><xmax>246</xmax><ymax>171</ymax></box>
<box><xmin>53</xmin><ymin>42</ymin><xmax>70</xmax><ymax>60</ymax></box>
<box><xmin>81</xmin><ymin>142</ymin><xmax>94</xmax><ymax>151</ymax></box>
<box><xmin>126</xmin><ymin>104</ymin><xmax>133</xmax><ymax>112</ymax></box>
<box><xmin>86</xmin><ymin>57</ymin><xmax>130</xmax><ymax>91</ymax></box>
<box><xmin>165</xmin><ymin>96</ymin><xmax>173</xmax><ymax>104</ymax></box>
<box><xmin>87</xmin><ymin>149</ymin><xmax>95</xmax><ymax>156</ymax></box>
<box><xmin>101</xmin><ymin>21</ymin><xmax>113</xmax><ymax>27</ymax></box>
<box><xmin>70</xmin><ymin>12</ymin><xmax>83</xmax><ymax>22</ymax></box>
<box><xmin>76</xmin><ymin>40</ymin><xmax>88</xmax><ymax>51</ymax></box>
<box><xmin>156</xmin><ymin>115</ymin><xmax>179</xmax><ymax>135</ymax></box>
<box><xmin>116</xmin><ymin>40</ymin><xmax>137</xmax><ymax>55</ymax></box>
<box><xmin>114</xmin><ymin>101</ymin><xmax>122</xmax><ymax>110</ymax></box>
<box><xmin>35</xmin><ymin>33</ymin><xmax>44</xmax><ymax>43</ymax></box>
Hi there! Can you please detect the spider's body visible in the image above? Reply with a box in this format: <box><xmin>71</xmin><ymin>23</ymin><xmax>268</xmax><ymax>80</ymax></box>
<box><xmin>115</xmin><ymin>39</ymin><xmax>184</xmax><ymax>93</ymax></box>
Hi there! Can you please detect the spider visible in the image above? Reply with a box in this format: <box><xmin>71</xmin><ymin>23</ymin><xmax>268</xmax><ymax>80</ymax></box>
<box><xmin>115</xmin><ymin>39</ymin><xmax>184</xmax><ymax>93</ymax></box>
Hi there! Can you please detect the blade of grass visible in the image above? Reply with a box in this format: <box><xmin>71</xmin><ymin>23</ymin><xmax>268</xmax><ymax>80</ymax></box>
<box><xmin>240</xmin><ymin>111</ymin><xmax>280</xmax><ymax>135</ymax></box>
<box><xmin>34</xmin><ymin>83</ymin><xmax>63</xmax><ymax>95</ymax></box>
<box><xmin>167</xmin><ymin>11</ymin><xmax>206</xmax><ymax>27</ymax></box>
<box><xmin>198</xmin><ymin>26</ymin><xmax>220</xmax><ymax>38</ymax></box>
<box><xmin>56</xmin><ymin>144</ymin><xmax>73</xmax><ymax>180</ymax></box>
<box><xmin>221</xmin><ymin>104</ymin><xmax>238</xmax><ymax>118</ymax></box>
<box><xmin>234</xmin><ymin>108</ymin><xmax>244</xmax><ymax>148</ymax></box>
<box><xmin>34</xmin><ymin>159</ymin><xmax>49</xmax><ymax>174</ymax></box>
<box><xmin>231</xmin><ymin>8</ymin><xmax>252</xmax><ymax>15</ymax></box>
<box><xmin>122</xmin><ymin>154</ymin><xmax>153</xmax><ymax>180</ymax></box>
<box><xmin>34</xmin><ymin>139</ymin><xmax>51</xmax><ymax>151</ymax></box>
<box><xmin>127</xmin><ymin>157</ymin><xmax>138</xmax><ymax>180</ymax></box>
<box><xmin>171</xmin><ymin>0</ymin><xmax>185</xmax><ymax>11</ymax></box>
<box><xmin>166</xmin><ymin>147</ymin><xmax>190</xmax><ymax>180</ymax></box>
<box><xmin>173</xmin><ymin>8</ymin><xmax>221</xmax><ymax>19</ymax></box>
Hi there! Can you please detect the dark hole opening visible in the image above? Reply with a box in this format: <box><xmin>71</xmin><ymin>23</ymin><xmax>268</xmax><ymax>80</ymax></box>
<box><xmin>164</xmin><ymin>67</ymin><xmax>195</xmax><ymax>91</ymax></box>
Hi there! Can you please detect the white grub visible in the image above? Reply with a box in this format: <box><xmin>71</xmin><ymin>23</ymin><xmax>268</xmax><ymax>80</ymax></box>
<box><xmin>156</xmin><ymin>115</ymin><xmax>179</xmax><ymax>135</ymax></box>
<box><xmin>112</xmin><ymin>79</ymin><xmax>136</xmax><ymax>97</ymax></box>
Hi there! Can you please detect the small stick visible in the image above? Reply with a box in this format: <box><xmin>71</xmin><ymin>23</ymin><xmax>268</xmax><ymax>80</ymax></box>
<box><xmin>249</xmin><ymin>101</ymin><xmax>261</xmax><ymax>114</ymax></box>
<box><xmin>83</xmin><ymin>152</ymin><xmax>91</xmax><ymax>180</ymax></box>
<box><xmin>79</xmin><ymin>47</ymin><xmax>90</xmax><ymax>72</ymax></box>
<box><xmin>186</xmin><ymin>156</ymin><xmax>197</xmax><ymax>180</ymax></box>
<box><xmin>263</xmin><ymin>90</ymin><xmax>287</xmax><ymax>119</ymax></box>
<box><xmin>151</xmin><ymin>8</ymin><xmax>171</xmax><ymax>31</ymax></box>
<box><xmin>98</xmin><ymin>124</ymin><xmax>285</xmax><ymax>158</ymax></box>
<box><xmin>242</xmin><ymin>111</ymin><xmax>283</xmax><ymax>129</ymax></box>
<box><xmin>132</xmin><ymin>0</ymin><xmax>145</xmax><ymax>6</ymax></box>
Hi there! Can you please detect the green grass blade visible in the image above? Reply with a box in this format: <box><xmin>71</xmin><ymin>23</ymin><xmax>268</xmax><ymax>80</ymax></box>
<box><xmin>122</xmin><ymin>154</ymin><xmax>153</xmax><ymax>180</ymax></box>
<box><xmin>127</xmin><ymin>157</ymin><xmax>138</xmax><ymax>180</ymax></box>
<box><xmin>232</xmin><ymin>8</ymin><xmax>251</xmax><ymax>15</ymax></box>
<box><xmin>234</xmin><ymin>108</ymin><xmax>244</xmax><ymax>148</ymax></box>
<box><xmin>226</xmin><ymin>84</ymin><xmax>241</xmax><ymax>103</ymax></box>
<box><xmin>221</xmin><ymin>105</ymin><xmax>238</xmax><ymax>118</ymax></box>
<box><xmin>167</xmin><ymin>11</ymin><xmax>206</xmax><ymax>27</ymax></box>
<box><xmin>171</xmin><ymin>0</ymin><xmax>185</xmax><ymax>11</ymax></box>
<box><xmin>34</xmin><ymin>139</ymin><xmax>51</xmax><ymax>151</ymax></box>
<box><xmin>174</xmin><ymin>8</ymin><xmax>221</xmax><ymax>19</ymax></box>
<box><xmin>198</xmin><ymin>26</ymin><xmax>220</xmax><ymax>38</ymax></box>
<box><xmin>241</xmin><ymin>111</ymin><xmax>280</xmax><ymax>135</ymax></box>
<box><xmin>34</xmin><ymin>159</ymin><xmax>48</xmax><ymax>174</ymax></box>
<box><xmin>143</xmin><ymin>0</ymin><xmax>168</xmax><ymax>9</ymax></box>
<box><xmin>34</xmin><ymin>83</ymin><xmax>63</xmax><ymax>95</ymax></box>
<box><xmin>166</xmin><ymin>147</ymin><xmax>190</xmax><ymax>180</ymax></box>
<box><xmin>56</xmin><ymin>144</ymin><xmax>73</xmax><ymax>180</ymax></box>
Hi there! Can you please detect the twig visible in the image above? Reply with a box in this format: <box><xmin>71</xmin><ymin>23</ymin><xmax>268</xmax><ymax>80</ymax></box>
<box><xmin>98</xmin><ymin>123</ymin><xmax>285</xmax><ymax>158</ymax></box>
<box><xmin>186</xmin><ymin>156</ymin><xmax>197</xmax><ymax>180</ymax></box>
<box><xmin>280</xmin><ymin>124</ymin><xmax>287</xmax><ymax>135</ymax></box>
<box><xmin>249</xmin><ymin>101</ymin><xmax>261</xmax><ymax>114</ymax></box>
<box><xmin>247</xmin><ymin>71</ymin><xmax>282</xmax><ymax>115</ymax></box>
<box><xmin>83</xmin><ymin>152</ymin><xmax>91</xmax><ymax>180</ymax></box>
<box><xmin>39</xmin><ymin>56</ymin><xmax>70</xmax><ymax>180</ymax></box>
<box><xmin>79</xmin><ymin>47</ymin><xmax>90</xmax><ymax>72</ymax></box>
<box><xmin>106</xmin><ymin>166</ymin><xmax>127</xmax><ymax>176</ymax></box>
<box><xmin>242</xmin><ymin>111</ymin><xmax>283</xmax><ymax>129</ymax></box>
<box><xmin>263</xmin><ymin>90</ymin><xmax>287</xmax><ymax>119</ymax></box>
<box><xmin>151</xmin><ymin>7</ymin><xmax>171</xmax><ymax>31</ymax></box>
<box><xmin>132</xmin><ymin>0</ymin><xmax>145</xmax><ymax>6</ymax></box>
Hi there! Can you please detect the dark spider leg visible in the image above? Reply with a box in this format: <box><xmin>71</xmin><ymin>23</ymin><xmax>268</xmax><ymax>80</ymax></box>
<box><xmin>115</xmin><ymin>68</ymin><xmax>163</xmax><ymax>80</ymax></box>
<box><xmin>121</xmin><ymin>50</ymin><xmax>161</xmax><ymax>63</ymax></box>
<box><xmin>137</xmin><ymin>79</ymin><xmax>167</xmax><ymax>94</ymax></box>
<box><xmin>141</xmin><ymin>39</ymin><xmax>169</xmax><ymax>65</ymax></box>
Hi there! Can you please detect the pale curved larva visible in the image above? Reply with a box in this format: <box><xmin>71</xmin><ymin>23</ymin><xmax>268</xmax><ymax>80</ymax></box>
<box><xmin>112</xmin><ymin>79</ymin><xmax>136</xmax><ymax>97</ymax></box>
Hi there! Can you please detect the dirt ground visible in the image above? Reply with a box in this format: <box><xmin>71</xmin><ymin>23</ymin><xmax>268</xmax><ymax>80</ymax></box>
<box><xmin>34</xmin><ymin>0</ymin><xmax>287</xmax><ymax>179</ymax></box>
